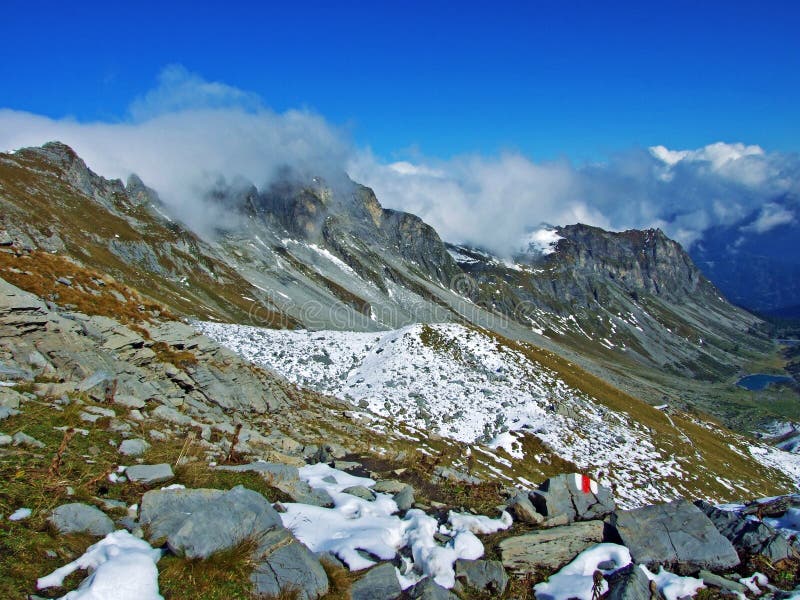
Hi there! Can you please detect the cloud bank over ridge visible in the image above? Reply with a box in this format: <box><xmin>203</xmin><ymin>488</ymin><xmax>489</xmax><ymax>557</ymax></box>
<box><xmin>0</xmin><ymin>65</ymin><xmax>797</xmax><ymax>253</ymax></box>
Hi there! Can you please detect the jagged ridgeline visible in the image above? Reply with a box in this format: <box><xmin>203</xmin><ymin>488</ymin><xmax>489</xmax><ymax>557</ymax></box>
<box><xmin>0</xmin><ymin>142</ymin><xmax>792</xmax><ymax>429</ymax></box>
<box><xmin>2</xmin><ymin>142</ymin><xmax>800</xmax><ymax>599</ymax></box>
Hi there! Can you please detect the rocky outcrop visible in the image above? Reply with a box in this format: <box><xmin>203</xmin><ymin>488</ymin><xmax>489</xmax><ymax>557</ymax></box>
<box><xmin>695</xmin><ymin>500</ymin><xmax>794</xmax><ymax>562</ymax></box>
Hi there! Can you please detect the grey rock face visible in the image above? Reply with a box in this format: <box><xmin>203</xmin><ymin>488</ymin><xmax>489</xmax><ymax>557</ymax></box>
<box><xmin>49</xmin><ymin>503</ymin><xmax>114</xmax><ymax>536</ymax></box>
<box><xmin>125</xmin><ymin>463</ymin><xmax>175</xmax><ymax>485</ymax></box>
<box><xmin>118</xmin><ymin>438</ymin><xmax>150</xmax><ymax>457</ymax></box>
<box><xmin>606</xmin><ymin>564</ymin><xmax>652</xmax><ymax>600</ymax></box>
<box><xmin>454</xmin><ymin>559</ymin><xmax>509</xmax><ymax>595</ymax></box>
<box><xmin>406</xmin><ymin>577</ymin><xmax>459</xmax><ymax>599</ymax></box>
<box><xmin>500</xmin><ymin>520</ymin><xmax>605</xmax><ymax>572</ymax></box>
<box><xmin>611</xmin><ymin>499</ymin><xmax>740</xmax><ymax>572</ymax></box>
<box><xmin>695</xmin><ymin>501</ymin><xmax>792</xmax><ymax>562</ymax></box>
<box><xmin>350</xmin><ymin>563</ymin><xmax>402</xmax><ymax>600</ymax></box>
<box><xmin>531</xmin><ymin>474</ymin><xmax>615</xmax><ymax>523</ymax></box>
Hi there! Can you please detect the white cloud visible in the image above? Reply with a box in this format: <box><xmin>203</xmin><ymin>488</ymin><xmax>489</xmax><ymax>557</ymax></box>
<box><xmin>742</xmin><ymin>202</ymin><xmax>796</xmax><ymax>234</ymax></box>
<box><xmin>0</xmin><ymin>65</ymin><xmax>796</xmax><ymax>253</ymax></box>
<box><xmin>0</xmin><ymin>67</ymin><xmax>351</xmax><ymax>236</ymax></box>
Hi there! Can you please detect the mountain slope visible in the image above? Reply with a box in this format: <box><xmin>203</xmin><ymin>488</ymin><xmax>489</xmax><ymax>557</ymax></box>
<box><xmin>0</xmin><ymin>142</ymin><xmax>795</xmax><ymax>433</ymax></box>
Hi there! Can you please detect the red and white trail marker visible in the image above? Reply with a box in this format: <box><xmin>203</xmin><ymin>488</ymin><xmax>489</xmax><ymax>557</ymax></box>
<box><xmin>574</xmin><ymin>473</ymin><xmax>598</xmax><ymax>494</ymax></box>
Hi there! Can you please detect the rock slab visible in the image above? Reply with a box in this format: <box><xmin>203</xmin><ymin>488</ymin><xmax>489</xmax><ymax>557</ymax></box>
<box><xmin>611</xmin><ymin>499</ymin><xmax>740</xmax><ymax>572</ymax></box>
<box><xmin>500</xmin><ymin>519</ymin><xmax>605</xmax><ymax>572</ymax></box>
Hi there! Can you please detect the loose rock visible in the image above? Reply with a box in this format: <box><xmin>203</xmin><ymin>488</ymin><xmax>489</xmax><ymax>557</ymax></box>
<box><xmin>500</xmin><ymin>520</ymin><xmax>605</xmax><ymax>572</ymax></box>
<box><xmin>49</xmin><ymin>503</ymin><xmax>115</xmax><ymax>536</ymax></box>
<box><xmin>350</xmin><ymin>563</ymin><xmax>402</xmax><ymax>600</ymax></box>
<box><xmin>125</xmin><ymin>463</ymin><xmax>175</xmax><ymax>485</ymax></box>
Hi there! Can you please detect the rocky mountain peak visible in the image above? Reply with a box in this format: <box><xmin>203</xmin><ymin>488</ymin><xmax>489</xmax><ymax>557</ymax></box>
<box><xmin>553</xmin><ymin>223</ymin><xmax>708</xmax><ymax>300</ymax></box>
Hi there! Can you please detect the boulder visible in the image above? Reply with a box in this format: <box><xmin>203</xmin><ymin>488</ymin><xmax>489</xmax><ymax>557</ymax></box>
<box><xmin>351</xmin><ymin>563</ymin><xmax>402</xmax><ymax>600</ymax></box>
<box><xmin>454</xmin><ymin>559</ymin><xmax>508</xmax><ymax>595</ymax></box>
<box><xmin>118</xmin><ymin>438</ymin><xmax>150</xmax><ymax>457</ymax></box>
<box><xmin>0</xmin><ymin>433</ymin><xmax>11</xmax><ymax>446</ymax></box>
<box><xmin>125</xmin><ymin>463</ymin><xmax>174</xmax><ymax>485</ymax></box>
<box><xmin>405</xmin><ymin>577</ymin><xmax>459</xmax><ymax>599</ymax></box>
<box><xmin>499</xmin><ymin>520</ymin><xmax>605</xmax><ymax>572</ymax></box>
<box><xmin>49</xmin><ymin>503</ymin><xmax>114</xmax><ymax>536</ymax></box>
<box><xmin>0</xmin><ymin>386</ymin><xmax>25</xmax><ymax>408</ymax></box>
<box><xmin>695</xmin><ymin>500</ymin><xmax>793</xmax><ymax>563</ymax></box>
<box><xmin>140</xmin><ymin>485</ymin><xmax>328</xmax><ymax>599</ymax></box>
<box><xmin>507</xmin><ymin>491</ymin><xmax>544</xmax><ymax>524</ymax></box>
<box><xmin>531</xmin><ymin>473</ymin><xmax>615</xmax><ymax>523</ymax></box>
<box><xmin>606</xmin><ymin>563</ymin><xmax>652</xmax><ymax>600</ymax></box>
<box><xmin>216</xmin><ymin>462</ymin><xmax>333</xmax><ymax>507</ymax></box>
<box><xmin>610</xmin><ymin>499</ymin><xmax>740</xmax><ymax>572</ymax></box>
<box><xmin>251</xmin><ymin>528</ymin><xmax>330</xmax><ymax>600</ymax></box>
<box><xmin>141</xmin><ymin>486</ymin><xmax>282</xmax><ymax>558</ymax></box>
<box><xmin>0</xmin><ymin>406</ymin><xmax>20</xmax><ymax>420</ymax></box>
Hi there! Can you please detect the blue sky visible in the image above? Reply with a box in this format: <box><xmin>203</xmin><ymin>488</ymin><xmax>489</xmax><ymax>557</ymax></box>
<box><xmin>2</xmin><ymin>0</ymin><xmax>798</xmax><ymax>161</ymax></box>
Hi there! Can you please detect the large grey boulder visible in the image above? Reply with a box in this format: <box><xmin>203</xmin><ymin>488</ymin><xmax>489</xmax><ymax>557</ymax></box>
<box><xmin>610</xmin><ymin>499</ymin><xmax>740</xmax><ymax>572</ymax></box>
<box><xmin>454</xmin><ymin>559</ymin><xmax>508</xmax><ymax>595</ymax></box>
<box><xmin>49</xmin><ymin>503</ymin><xmax>115</xmax><ymax>536</ymax></box>
<box><xmin>405</xmin><ymin>577</ymin><xmax>459</xmax><ymax>599</ymax></box>
<box><xmin>0</xmin><ymin>386</ymin><xmax>25</xmax><ymax>409</ymax></box>
<box><xmin>351</xmin><ymin>563</ymin><xmax>402</xmax><ymax>600</ymax></box>
<box><xmin>695</xmin><ymin>500</ymin><xmax>793</xmax><ymax>563</ymax></box>
<box><xmin>531</xmin><ymin>473</ymin><xmax>615</xmax><ymax>523</ymax></box>
<box><xmin>141</xmin><ymin>486</ymin><xmax>282</xmax><ymax>558</ymax></box>
<box><xmin>499</xmin><ymin>520</ymin><xmax>605</xmax><ymax>572</ymax></box>
<box><xmin>140</xmin><ymin>486</ymin><xmax>329</xmax><ymax>599</ymax></box>
<box><xmin>606</xmin><ymin>564</ymin><xmax>652</xmax><ymax>600</ymax></box>
<box><xmin>125</xmin><ymin>463</ymin><xmax>174</xmax><ymax>485</ymax></box>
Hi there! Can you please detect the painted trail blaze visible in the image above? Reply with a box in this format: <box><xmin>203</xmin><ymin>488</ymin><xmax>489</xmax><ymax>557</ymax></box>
<box><xmin>574</xmin><ymin>473</ymin><xmax>598</xmax><ymax>494</ymax></box>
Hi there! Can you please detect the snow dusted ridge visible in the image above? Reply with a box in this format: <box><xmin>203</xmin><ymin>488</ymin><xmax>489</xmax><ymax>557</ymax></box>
<box><xmin>194</xmin><ymin>321</ymin><xmax>800</xmax><ymax>507</ymax></box>
<box><xmin>523</xmin><ymin>227</ymin><xmax>563</xmax><ymax>256</ymax></box>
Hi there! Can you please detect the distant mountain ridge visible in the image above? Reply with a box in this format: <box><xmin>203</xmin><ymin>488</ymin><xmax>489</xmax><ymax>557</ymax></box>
<box><xmin>0</xmin><ymin>141</ymin><xmax>793</xmax><ymax>431</ymax></box>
